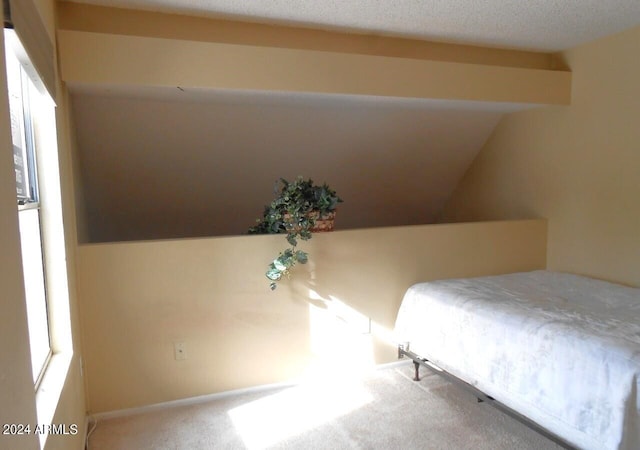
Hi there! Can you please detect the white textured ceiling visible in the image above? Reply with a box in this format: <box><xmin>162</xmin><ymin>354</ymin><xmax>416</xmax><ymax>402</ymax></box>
<box><xmin>64</xmin><ymin>0</ymin><xmax>640</xmax><ymax>51</ymax></box>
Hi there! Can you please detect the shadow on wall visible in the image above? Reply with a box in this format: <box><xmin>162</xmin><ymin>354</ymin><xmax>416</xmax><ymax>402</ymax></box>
<box><xmin>285</xmin><ymin>257</ymin><xmax>404</xmax><ymax>371</ymax></box>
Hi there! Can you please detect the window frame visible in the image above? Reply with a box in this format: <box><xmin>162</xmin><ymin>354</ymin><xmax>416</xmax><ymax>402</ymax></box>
<box><xmin>5</xmin><ymin>27</ymin><xmax>52</xmax><ymax>388</ymax></box>
<box><xmin>4</xmin><ymin>9</ymin><xmax>75</xmax><ymax>448</ymax></box>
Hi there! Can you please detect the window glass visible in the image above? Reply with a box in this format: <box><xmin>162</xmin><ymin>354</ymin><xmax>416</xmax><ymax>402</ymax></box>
<box><xmin>18</xmin><ymin>208</ymin><xmax>50</xmax><ymax>383</ymax></box>
<box><xmin>5</xmin><ymin>29</ymin><xmax>51</xmax><ymax>384</ymax></box>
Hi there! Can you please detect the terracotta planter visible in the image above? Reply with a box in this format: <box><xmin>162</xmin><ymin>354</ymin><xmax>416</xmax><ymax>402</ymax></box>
<box><xmin>283</xmin><ymin>211</ymin><xmax>337</xmax><ymax>232</ymax></box>
<box><xmin>310</xmin><ymin>211</ymin><xmax>336</xmax><ymax>232</ymax></box>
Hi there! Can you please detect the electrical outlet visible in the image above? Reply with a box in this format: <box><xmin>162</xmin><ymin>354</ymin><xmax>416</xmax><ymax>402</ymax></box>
<box><xmin>174</xmin><ymin>342</ymin><xmax>187</xmax><ymax>361</ymax></box>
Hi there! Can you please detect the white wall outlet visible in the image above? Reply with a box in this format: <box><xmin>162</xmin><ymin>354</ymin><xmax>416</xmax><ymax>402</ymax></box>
<box><xmin>173</xmin><ymin>342</ymin><xmax>187</xmax><ymax>361</ymax></box>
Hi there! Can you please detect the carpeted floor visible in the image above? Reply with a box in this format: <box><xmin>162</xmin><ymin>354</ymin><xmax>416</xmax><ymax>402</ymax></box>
<box><xmin>88</xmin><ymin>364</ymin><xmax>564</xmax><ymax>449</ymax></box>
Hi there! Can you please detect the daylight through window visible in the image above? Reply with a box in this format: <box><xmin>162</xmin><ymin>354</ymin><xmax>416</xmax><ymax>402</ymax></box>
<box><xmin>5</xmin><ymin>28</ymin><xmax>51</xmax><ymax>386</ymax></box>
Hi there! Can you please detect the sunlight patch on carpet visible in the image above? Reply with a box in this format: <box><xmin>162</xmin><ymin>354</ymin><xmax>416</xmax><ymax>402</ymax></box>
<box><xmin>228</xmin><ymin>379</ymin><xmax>373</xmax><ymax>449</ymax></box>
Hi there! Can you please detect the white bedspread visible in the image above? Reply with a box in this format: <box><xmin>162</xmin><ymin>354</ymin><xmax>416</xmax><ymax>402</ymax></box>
<box><xmin>394</xmin><ymin>271</ymin><xmax>640</xmax><ymax>449</ymax></box>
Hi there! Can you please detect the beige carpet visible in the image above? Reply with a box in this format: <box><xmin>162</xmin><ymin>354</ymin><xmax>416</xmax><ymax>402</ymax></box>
<box><xmin>88</xmin><ymin>364</ymin><xmax>565</xmax><ymax>449</ymax></box>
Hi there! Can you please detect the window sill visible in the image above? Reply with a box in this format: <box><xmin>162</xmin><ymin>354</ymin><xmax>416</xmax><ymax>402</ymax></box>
<box><xmin>35</xmin><ymin>351</ymin><xmax>72</xmax><ymax>449</ymax></box>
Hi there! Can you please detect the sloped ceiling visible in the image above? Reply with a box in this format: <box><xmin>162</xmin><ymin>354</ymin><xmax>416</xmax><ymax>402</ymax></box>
<box><xmin>63</xmin><ymin>0</ymin><xmax>611</xmax><ymax>242</ymax></box>
<box><xmin>70</xmin><ymin>86</ymin><xmax>525</xmax><ymax>242</ymax></box>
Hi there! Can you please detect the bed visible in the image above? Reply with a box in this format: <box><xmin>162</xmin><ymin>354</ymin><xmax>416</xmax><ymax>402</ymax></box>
<box><xmin>394</xmin><ymin>270</ymin><xmax>640</xmax><ymax>450</ymax></box>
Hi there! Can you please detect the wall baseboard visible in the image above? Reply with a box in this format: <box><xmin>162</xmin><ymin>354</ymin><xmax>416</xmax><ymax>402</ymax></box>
<box><xmin>92</xmin><ymin>360</ymin><xmax>411</xmax><ymax>421</ymax></box>
<box><xmin>83</xmin><ymin>415</ymin><xmax>91</xmax><ymax>450</ymax></box>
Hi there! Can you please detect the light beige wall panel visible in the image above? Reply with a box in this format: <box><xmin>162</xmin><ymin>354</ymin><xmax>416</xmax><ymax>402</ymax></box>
<box><xmin>57</xmin><ymin>30</ymin><xmax>571</xmax><ymax>105</ymax></box>
<box><xmin>442</xmin><ymin>26</ymin><xmax>640</xmax><ymax>287</ymax></box>
<box><xmin>57</xmin><ymin>3</ymin><xmax>554</xmax><ymax>70</ymax></box>
<box><xmin>33</xmin><ymin>0</ymin><xmax>55</xmax><ymax>40</ymax></box>
<box><xmin>44</xmin><ymin>86</ymin><xmax>87</xmax><ymax>450</ymax></box>
<box><xmin>43</xmin><ymin>358</ymin><xmax>85</xmax><ymax>450</ymax></box>
<box><xmin>33</xmin><ymin>256</ymin><xmax>88</xmax><ymax>446</ymax></box>
<box><xmin>77</xmin><ymin>219</ymin><xmax>546</xmax><ymax>413</ymax></box>
<box><xmin>8</xmin><ymin>0</ymin><xmax>56</xmax><ymax>97</ymax></box>
<box><xmin>60</xmin><ymin>88</ymin><xmax>88</xmax><ymax>244</ymax></box>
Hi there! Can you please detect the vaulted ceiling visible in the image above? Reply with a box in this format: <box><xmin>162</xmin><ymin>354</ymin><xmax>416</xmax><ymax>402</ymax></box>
<box><xmin>59</xmin><ymin>1</ymin><xmax>639</xmax><ymax>242</ymax></box>
<box><xmin>71</xmin><ymin>86</ymin><xmax>524</xmax><ymax>241</ymax></box>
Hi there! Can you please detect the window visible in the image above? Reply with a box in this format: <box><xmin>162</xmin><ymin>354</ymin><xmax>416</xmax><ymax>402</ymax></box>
<box><xmin>5</xmin><ymin>29</ymin><xmax>51</xmax><ymax>386</ymax></box>
<box><xmin>4</xmin><ymin>9</ymin><xmax>74</xmax><ymax>448</ymax></box>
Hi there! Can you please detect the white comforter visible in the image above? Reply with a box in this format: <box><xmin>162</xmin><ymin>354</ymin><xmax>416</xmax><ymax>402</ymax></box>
<box><xmin>394</xmin><ymin>270</ymin><xmax>640</xmax><ymax>449</ymax></box>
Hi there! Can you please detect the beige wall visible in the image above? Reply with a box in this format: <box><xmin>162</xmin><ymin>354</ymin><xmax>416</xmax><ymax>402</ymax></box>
<box><xmin>33</xmin><ymin>0</ymin><xmax>55</xmax><ymax>37</ymax></box>
<box><xmin>44</xmin><ymin>86</ymin><xmax>87</xmax><ymax>450</ymax></box>
<box><xmin>442</xmin><ymin>26</ymin><xmax>640</xmax><ymax>287</ymax></box>
<box><xmin>57</xmin><ymin>29</ymin><xmax>571</xmax><ymax>106</ymax></box>
<box><xmin>77</xmin><ymin>219</ymin><xmax>546</xmax><ymax>413</ymax></box>
<box><xmin>1</xmin><ymin>1</ymin><xmax>86</xmax><ymax>449</ymax></box>
<box><xmin>59</xmin><ymin>2</ymin><xmax>551</xmax><ymax>418</ymax></box>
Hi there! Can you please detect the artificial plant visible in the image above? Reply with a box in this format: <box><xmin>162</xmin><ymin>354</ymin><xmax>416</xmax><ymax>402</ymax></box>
<box><xmin>248</xmin><ymin>176</ymin><xmax>342</xmax><ymax>290</ymax></box>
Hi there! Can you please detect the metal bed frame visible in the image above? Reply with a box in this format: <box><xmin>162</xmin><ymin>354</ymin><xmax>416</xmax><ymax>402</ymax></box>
<box><xmin>398</xmin><ymin>344</ymin><xmax>576</xmax><ymax>449</ymax></box>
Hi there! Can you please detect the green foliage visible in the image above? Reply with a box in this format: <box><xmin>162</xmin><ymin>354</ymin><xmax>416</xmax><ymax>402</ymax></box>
<box><xmin>265</xmin><ymin>248</ymin><xmax>309</xmax><ymax>291</ymax></box>
<box><xmin>248</xmin><ymin>176</ymin><xmax>343</xmax><ymax>290</ymax></box>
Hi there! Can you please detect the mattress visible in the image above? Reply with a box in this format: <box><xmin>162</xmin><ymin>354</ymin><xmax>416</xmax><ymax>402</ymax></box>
<box><xmin>394</xmin><ymin>270</ymin><xmax>640</xmax><ymax>449</ymax></box>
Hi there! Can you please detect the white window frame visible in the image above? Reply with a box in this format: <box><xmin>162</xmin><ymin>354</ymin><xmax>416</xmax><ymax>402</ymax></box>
<box><xmin>6</xmin><ymin>27</ymin><xmax>51</xmax><ymax>387</ymax></box>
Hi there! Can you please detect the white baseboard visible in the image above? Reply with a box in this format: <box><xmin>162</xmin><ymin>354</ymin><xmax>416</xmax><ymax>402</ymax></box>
<box><xmin>83</xmin><ymin>415</ymin><xmax>92</xmax><ymax>450</ymax></box>
<box><xmin>92</xmin><ymin>379</ymin><xmax>296</xmax><ymax>421</ymax></box>
<box><xmin>92</xmin><ymin>360</ymin><xmax>411</xmax><ymax>421</ymax></box>
<box><xmin>375</xmin><ymin>359</ymin><xmax>412</xmax><ymax>370</ymax></box>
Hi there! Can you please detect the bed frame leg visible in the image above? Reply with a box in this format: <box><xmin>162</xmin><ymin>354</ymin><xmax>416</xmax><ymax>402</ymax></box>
<box><xmin>413</xmin><ymin>360</ymin><xmax>421</xmax><ymax>381</ymax></box>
